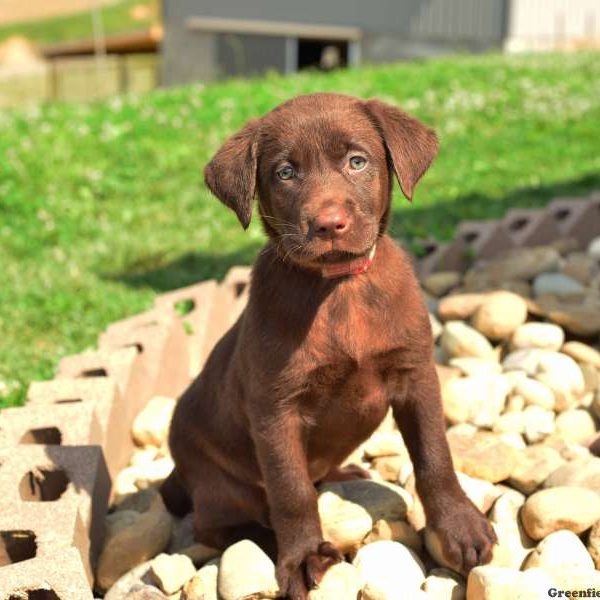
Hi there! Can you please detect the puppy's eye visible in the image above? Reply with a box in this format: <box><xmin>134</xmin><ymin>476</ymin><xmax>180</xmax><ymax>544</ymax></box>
<box><xmin>349</xmin><ymin>156</ymin><xmax>367</xmax><ymax>171</ymax></box>
<box><xmin>277</xmin><ymin>165</ymin><xmax>295</xmax><ymax>180</ymax></box>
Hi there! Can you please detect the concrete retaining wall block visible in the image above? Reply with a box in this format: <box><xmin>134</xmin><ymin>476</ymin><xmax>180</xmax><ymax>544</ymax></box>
<box><xmin>155</xmin><ymin>279</ymin><xmax>218</xmax><ymax>379</ymax></box>
<box><xmin>0</xmin><ymin>546</ymin><xmax>93</xmax><ymax>598</ymax></box>
<box><xmin>201</xmin><ymin>266</ymin><xmax>252</xmax><ymax>361</ymax></box>
<box><xmin>0</xmin><ymin>445</ymin><xmax>110</xmax><ymax>576</ymax></box>
<box><xmin>0</xmin><ymin>503</ymin><xmax>91</xmax><ymax>584</ymax></box>
<box><xmin>415</xmin><ymin>240</ymin><xmax>468</xmax><ymax>278</ymax></box>
<box><xmin>0</xmin><ymin>402</ymin><xmax>102</xmax><ymax>448</ymax></box>
<box><xmin>548</xmin><ymin>195</ymin><xmax>600</xmax><ymax>249</ymax></box>
<box><xmin>57</xmin><ymin>347</ymin><xmax>152</xmax><ymax>420</ymax></box>
<box><xmin>98</xmin><ymin>309</ymin><xmax>190</xmax><ymax>399</ymax></box>
<box><xmin>456</xmin><ymin>219</ymin><xmax>515</xmax><ymax>261</ymax></box>
<box><xmin>502</xmin><ymin>207</ymin><xmax>562</xmax><ymax>248</ymax></box>
<box><xmin>27</xmin><ymin>377</ymin><xmax>129</xmax><ymax>478</ymax></box>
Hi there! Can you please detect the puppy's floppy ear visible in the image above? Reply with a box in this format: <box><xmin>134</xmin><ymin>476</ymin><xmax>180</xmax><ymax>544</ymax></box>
<box><xmin>204</xmin><ymin>119</ymin><xmax>260</xmax><ymax>229</ymax></box>
<box><xmin>364</xmin><ymin>99</ymin><xmax>438</xmax><ymax>202</ymax></box>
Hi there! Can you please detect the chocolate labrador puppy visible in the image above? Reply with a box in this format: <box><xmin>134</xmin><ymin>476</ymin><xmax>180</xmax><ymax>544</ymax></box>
<box><xmin>162</xmin><ymin>93</ymin><xmax>496</xmax><ymax>599</ymax></box>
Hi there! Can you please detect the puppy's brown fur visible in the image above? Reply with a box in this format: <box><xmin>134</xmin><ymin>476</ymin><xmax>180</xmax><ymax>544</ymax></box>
<box><xmin>162</xmin><ymin>93</ymin><xmax>496</xmax><ymax>599</ymax></box>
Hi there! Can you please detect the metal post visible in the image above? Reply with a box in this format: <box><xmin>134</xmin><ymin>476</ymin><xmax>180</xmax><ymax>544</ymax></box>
<box><xmin>48</xmin><ymin>59</ymin><xmax>59</xmax><ymax>100</ymax></box>
<box><xmin>348</xmin><ymin>41</ymin><xmax>361</xmax><ymax>67</ymax></box>
<box><xmin>91</xmin><ymin>0</ymin><xmax>107</xmax><ymax>96</ymax></box>
<box><xmin>284</xmin><ymin>37</ymin><xmax>298</xmax><ymax>74</ymax></box>
<box><xmin>118</xmin><ymin>55</ymin><xmax>129</xmax><ymax>93</ymax></box>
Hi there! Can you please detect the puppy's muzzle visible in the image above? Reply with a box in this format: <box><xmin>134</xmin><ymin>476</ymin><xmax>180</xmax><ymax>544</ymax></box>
<box><xmin>309</xmin><ymin>205</ymin><xmax>352</xmax><ymax>240</ymax></box>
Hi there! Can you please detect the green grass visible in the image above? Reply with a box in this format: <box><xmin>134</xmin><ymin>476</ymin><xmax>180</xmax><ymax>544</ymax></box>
<box><xmin>0</xmin><ymin>0</ymin><xmax>158</xmax><ymax>46</ymax></box>
<box><xmin>1</xmin><ymin>51</ymin><xmax>599</xmax><ymax>407</ymax></box>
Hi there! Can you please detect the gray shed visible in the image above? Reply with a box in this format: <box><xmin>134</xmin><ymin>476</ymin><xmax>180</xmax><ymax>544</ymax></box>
<box><xmin>161</xmin><ymin>0</ymin><xmax>509</xmax><ymax>85</ymax></box>
<box><xmin>161</xmin><ymin>0</ymin><xmax>600</xmax><ymax>85</ymax></box>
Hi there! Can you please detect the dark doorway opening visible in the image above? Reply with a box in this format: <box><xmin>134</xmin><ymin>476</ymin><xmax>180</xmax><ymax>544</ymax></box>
<box><xmin>298</xmin><ymin>39</ymin><xmax>348</xmax><ymax>71</ymax></box>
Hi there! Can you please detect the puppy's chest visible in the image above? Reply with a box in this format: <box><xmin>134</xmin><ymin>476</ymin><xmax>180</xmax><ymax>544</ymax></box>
<box><xmin>306</xmin><ymin>286</ymin><xmax>413</xmax><ymax>365</ymax></box>
<box><xmin>299</xmin><ymin>297</ymin><xmax>411</xmax><ymax>404</ymax></box>
<box><xmin>272</xmin><ymin>275</ymin><xmax>429</xmax><ymax>412</ymax></box>
<box><xmin>296</xmin><ymin>350</ymin><xmax>405</xmax><ymax>445</ymax></box>
<box><xmin>305</xmin><ymin>351</ymin><xmax>405</xmax><ymax>400</ymax></box>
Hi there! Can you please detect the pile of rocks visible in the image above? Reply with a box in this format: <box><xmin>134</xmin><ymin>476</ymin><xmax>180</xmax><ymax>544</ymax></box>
<box><xmin>95</xmin><ymin>238</ymin><xmax>600</xmax><ymax>600</ymax></box>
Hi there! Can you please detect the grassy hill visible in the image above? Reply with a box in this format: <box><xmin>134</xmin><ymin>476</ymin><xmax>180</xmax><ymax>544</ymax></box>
<box><xmin>1</xmin><ymin>51</ymin><xmax>599</xmax><ymax>407</ymax></box>
<box><xmin>0</xmin><ymin>0</ymin><xmax>158</xmax><ymax>46</ymax></box>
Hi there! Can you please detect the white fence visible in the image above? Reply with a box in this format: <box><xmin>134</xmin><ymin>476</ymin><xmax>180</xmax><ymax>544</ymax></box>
<box><xmin>506</xmin><ymin>0</ymin><xmax>600</xmax><ymax>52</ymax></box>
<box><xmin>0</xmin><ymin>53</ymin><xmax>158</xmax><ymax>109</ymax></box>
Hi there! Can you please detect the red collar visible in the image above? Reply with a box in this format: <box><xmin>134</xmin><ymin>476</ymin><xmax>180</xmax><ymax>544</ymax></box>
<box><xmin>321</xmin><ymin>244</ymin><xmax>377</xmax><ymax>279</ymax></box>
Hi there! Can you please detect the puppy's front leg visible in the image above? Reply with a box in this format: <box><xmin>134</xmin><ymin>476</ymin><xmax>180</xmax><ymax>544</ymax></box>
<box><xmin>251</xmin><ymin>409</ymin><xmax>342</xmax><ymax>600</ymax></box>
<box><xmin>392</xmin><ymin>361</ymin><xmax>497</xmax><ymax>574</ymax></box>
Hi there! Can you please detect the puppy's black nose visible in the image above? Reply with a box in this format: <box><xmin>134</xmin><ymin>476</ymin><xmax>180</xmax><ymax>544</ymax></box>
<box><xmin>312</xmin><ymin>206</ymin><xmax>350</xmax><ymax>239</ymax></box>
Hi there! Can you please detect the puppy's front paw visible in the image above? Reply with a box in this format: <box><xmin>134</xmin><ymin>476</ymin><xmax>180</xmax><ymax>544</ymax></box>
<box><xmin>425</xmin><ymin>500</ymin><xmax>497</xmax><ymax>575</ymax></box>
<box><xmin>277</xmin><ymin>541</ymin><xmax>343</xmax><ymax>600</ymax></box>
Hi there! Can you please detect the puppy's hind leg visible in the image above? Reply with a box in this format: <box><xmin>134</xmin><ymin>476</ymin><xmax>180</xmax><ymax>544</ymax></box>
<box><xmin>160</xmin><ymin>469</ymin><xmax>193</xmax><ymax>517</ymax></box>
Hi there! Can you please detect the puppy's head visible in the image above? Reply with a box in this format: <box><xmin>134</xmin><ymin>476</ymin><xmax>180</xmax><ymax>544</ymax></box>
<box><xmin>204</xmin><ymin>93</ymin><xmax>438</xmax><ymax>270</ymax></box>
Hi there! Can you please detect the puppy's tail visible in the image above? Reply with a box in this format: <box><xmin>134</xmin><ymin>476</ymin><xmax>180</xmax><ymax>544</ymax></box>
<box><xmin>160</xmin><ymin>469</ymin><xmax>193</xmax><ymax>517</ymax></box>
